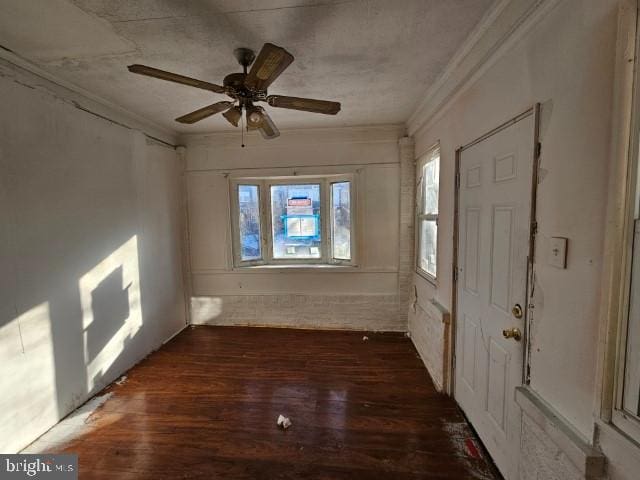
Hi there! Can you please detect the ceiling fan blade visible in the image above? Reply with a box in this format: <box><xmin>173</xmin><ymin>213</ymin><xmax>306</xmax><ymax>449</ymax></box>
<box><xmin>128</xmin><ymin>64</ymin><xmax>226</xmax><ymax>94</ymax></box>
<box><xmin>175</xmin><ymin>101</ymin><xmax>234</xmax><ymax>124</ymax></box>
<box><xmin>258</xmin><ymin>110</ymin><xmax>280</xmax><ymax>140</ymax></box>
<box><xmin>244</xmin><ymin>43</ymin><xmax>294</xmax><ymax>91</ymax></box>
<box><xmin>267</xmin><ymin>95</ymin><xmax>340</xmax><ymax>115</ymax></box>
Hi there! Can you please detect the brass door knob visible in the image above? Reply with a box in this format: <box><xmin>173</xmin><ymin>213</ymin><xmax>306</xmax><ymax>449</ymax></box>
<box><xmin>502</xmin><ymin>328</ymin><xmax>522</xmax><ymax>341</ymax></box>
<box><xmin>512</xmin><ymin>304</ymin><xmax>523</xmax><ymax>319</ymax></box>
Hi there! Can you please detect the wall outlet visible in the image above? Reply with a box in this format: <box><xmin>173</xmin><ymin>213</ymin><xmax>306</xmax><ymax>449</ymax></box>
<box><xmin>549</xmin><ymin>237</ymin><xmax>568</xmax><ymax>269</ymax></box>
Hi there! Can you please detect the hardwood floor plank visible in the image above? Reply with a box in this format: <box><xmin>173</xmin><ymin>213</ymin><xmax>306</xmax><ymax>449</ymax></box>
<box><xmin>35</xmin><ymin>326</ymin><xmax>501</xmax><ymax>479</ymax></box>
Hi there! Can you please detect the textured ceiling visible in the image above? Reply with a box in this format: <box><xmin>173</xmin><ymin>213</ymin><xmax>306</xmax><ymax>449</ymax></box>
<box><xmin>0</xmin><ymin>0</ymin><xmax>494</xmax><ymax>134</ymax></box>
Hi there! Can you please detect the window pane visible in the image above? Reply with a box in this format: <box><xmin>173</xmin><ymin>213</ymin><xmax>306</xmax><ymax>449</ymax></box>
<box><xmin>238</xmin><ymin>185</ymin><xmax>262</xmax><ymax>261</ymax></box>
<box><xmin>419</xmin><ymin>219</ymin><xmax>437</xmax><ymax>277</ymax></box>
<box><xmin>623</xmin><ymin>220</ymin><xmax>640</xmax><ymax>416</ymax></box>
<box><xmin>271</xmin><ymin>184</ymin><xmax>321</xmax><ymax>259</ymax></box>
<box><xmin>331</xmin><ymin>182</ymin><xmax>351</xmax><ymax>260</ymax></box>
<box><xmin>422</xmin><ymin>156</ymin><xmax>440</xmax><ymax>215</ymax></box>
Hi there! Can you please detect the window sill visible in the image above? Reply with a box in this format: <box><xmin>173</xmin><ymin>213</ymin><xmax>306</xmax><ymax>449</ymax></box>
<box><xmin>595</xmin><ymin>417</ymin><xmax>640</xmax><ymax>473</ymax></box>
<box><xmin>415</xmin><ymin>269</ymin><xmax>437</xmax><ymax>287</ymax></box>
<box><xmin>234</xmin><ymin>264</ymin><xmax>359</xmax><ymax>273</ymax></box>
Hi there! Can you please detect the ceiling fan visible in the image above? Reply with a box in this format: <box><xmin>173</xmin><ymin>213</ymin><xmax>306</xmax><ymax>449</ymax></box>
<box><xmin>127</xmin><ymin>43</ymin><xmax>341</xmax><ymax>140</ymax></box>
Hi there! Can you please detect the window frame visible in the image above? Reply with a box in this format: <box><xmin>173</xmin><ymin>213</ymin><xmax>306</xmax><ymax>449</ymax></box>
<box><xmin>329</xmin><ymin>180</ymin><xmax>354</xmax><ymax>264</ymax></box>
<box><xmin>612</xmin><ymin>111</ymin><xmax>640</xmax><ymax>442</ymax></box>
<box><xmin>415</xmin><ymin>144</ymin><xmax>441</xmax><ymax>283</ymax></box>
<box><xmin>610</xmin><ymin>11</ymin><xmax>640</xmax><ymax>442</ymax></box>
<box><xmin>230</xmin><ymin>182</ymin><xmax>266</xmax><ymax>267</ymax></box>
<box><xmin>230</xmin><ymin>174</ymin><xmax>356</xmax><ymax>268</ymax></box>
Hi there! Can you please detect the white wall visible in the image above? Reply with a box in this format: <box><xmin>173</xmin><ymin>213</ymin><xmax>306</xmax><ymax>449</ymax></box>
<box><xmin>0</xmin><ymin>65</ymin><xmax>186</xmax><ymax>453</ymax></box>
<box><xmin>184</xmin><ymin>126</ymin><xmax>407</xmax><ymax>331</ymax></box>
<box><xmin>410</xmin><ymin>0</ymin><xmax>617</xmax><ymax>443</ymax></box>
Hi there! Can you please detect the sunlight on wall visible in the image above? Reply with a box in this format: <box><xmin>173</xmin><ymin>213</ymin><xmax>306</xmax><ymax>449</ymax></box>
<box><xmin>0</xmin><ymin>302</ymin><xmax>58</xmax><ymax>453</ymax></box>
<box><xmin>190</xmin><ymin>297</ymin><xmax>223</xmax><ymax>324</ymax></box>
<box><xmin>79</xmin><ymin>235</ymin><xmax>143</xmax><ymax>392</ymax></box>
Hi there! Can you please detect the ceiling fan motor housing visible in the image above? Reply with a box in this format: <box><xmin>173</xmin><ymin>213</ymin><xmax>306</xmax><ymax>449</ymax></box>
<box><xmin>223</xmin><ymin>72</ymin><xmax>267</xmax><ymax>104</ymax></box>
<box><xmin>223</xmin><ymin>72</ymin><xmax>247</xmax><ymax>90</ymax></box>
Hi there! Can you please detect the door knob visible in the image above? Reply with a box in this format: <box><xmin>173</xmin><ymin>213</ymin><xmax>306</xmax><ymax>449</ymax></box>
<box><xmin>502</xmin><ymin>328</ymin><xmax>522</xmax><ymax>341</ymax></box>
<box><xmin>512</xmin><ymin>304</ymin><xmax>523</xmax><ymax>319</ymax></box>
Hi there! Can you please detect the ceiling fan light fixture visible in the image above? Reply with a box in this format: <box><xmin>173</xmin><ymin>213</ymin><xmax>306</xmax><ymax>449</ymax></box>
<box><xmin>223</xmin><ymin>106</ymin><xmax>242</xmax><ymax>127</ymax></box>
<box><xmin>246</xmin><ymin>107</ymin><xmax>264</xmax><ymax>129</ymax></box>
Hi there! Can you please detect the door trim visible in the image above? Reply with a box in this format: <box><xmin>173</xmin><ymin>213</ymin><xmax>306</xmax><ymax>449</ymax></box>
<box><xmin>451</xmin><ymin>104</ymin><xmax>541</xmax><ymax>397</ymax></box>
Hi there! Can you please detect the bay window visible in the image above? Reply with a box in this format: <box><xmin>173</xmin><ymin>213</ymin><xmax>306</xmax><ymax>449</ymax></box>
<box><xmin>230</xmin><ymin>175</ymin><xmax>355</xmax><ymax>267</ymax></box>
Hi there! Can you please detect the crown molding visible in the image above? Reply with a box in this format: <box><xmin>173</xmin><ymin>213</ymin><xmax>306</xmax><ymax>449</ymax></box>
<box><xmin>407</xmin><ymin>0</ymin><xmax>563</xmax><ymax>137</ymax></box>
<box><xmin>181</xmin><ymin>123</ymin><xmax>406</xmax><ymax>148</ymax></box>
<box><xmin>0</xmin><ymin>48</ymin><xmax>178</xmax><ymax>146</ymax></box>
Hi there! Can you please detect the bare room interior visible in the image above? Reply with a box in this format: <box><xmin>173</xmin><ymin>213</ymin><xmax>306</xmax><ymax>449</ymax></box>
<box><xmin>2</xmin><ymin>1</ymin><xmax>640</xmax><ymax>479</ymax></box>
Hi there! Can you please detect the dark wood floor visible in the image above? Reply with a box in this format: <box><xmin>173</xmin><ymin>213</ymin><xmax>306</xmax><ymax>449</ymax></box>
<box><xmin>46</xmin><ymin>326</ymin><xmax>501</xmax><ymax>479</ymax></box>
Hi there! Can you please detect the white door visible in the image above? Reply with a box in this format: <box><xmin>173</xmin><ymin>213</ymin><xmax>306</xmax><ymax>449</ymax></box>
<box><xmin>455</xmin><ymin>113</ymin><xmax>535</xmax><ymax>479</ymax></box>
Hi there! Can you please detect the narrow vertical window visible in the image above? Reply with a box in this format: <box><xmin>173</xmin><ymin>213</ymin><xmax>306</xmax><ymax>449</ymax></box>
<box><xmin>614</xmin><ymin>111</ymin><xmax>640</xmax><ymax>441</ymax></box>
<box><xmin>270</xmin><ymin>184</ymin><xmax>322</xmax><ymax>259</ymax></box>
<box><xmin>238</xmin><ymin>185</ymin><xmax>262</xmax><ymax>261</ymax></box>
<box><xmin>417</xmin><ymin>146</ymin><xmax>440</xmax><ymax>280</ymax></box>
<box><xmin>331</xmin><ymin>181</ymin><xmax>351</xmax><ymax>261</ymax></box>
<box><xmin>612</xmin><ymin>38</ymin><xmax>640</xmax><ymax>443</ymax></box>
<box><xmin>623</xmin><ymin>218</ymin><xmax>640</xmax><ymax>416</ymax></box>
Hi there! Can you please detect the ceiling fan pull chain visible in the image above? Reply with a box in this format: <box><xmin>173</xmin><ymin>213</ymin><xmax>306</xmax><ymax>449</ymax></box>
<box><xmin>241</xmin><ymin>108</ymin><xmax>245</xmax><ymax>148</ymax></box>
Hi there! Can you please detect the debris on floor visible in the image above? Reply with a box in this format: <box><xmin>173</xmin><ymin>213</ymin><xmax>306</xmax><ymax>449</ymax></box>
<box><xmin>21</xmin><ymin>392</ymin><xmax>113</xmax><ymax>454</ymax></box>
<box><xmin>464</xmin><ymin>438</ymin><xmax>482</xmax><ymax>459</ymax></box>
<box><xmin>115</xmin><ymin>375</ymin><xmax>127</xmax><ymax>385</ymax></box>
<box><xmin>362</xmin><ymin>335</ymin><xmax>369</xmax><ymax>342</ymax></box>
<box><xmin>276</xmin><ymin>414</ymin><xmax>292</xmax><ymax>430</ymax></box>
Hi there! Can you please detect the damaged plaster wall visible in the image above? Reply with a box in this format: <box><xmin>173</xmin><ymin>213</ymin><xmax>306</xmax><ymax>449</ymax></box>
<box><xmin>184</xmin><ymin>125</ymin><xmax>406</xmax><ymax>331</ymax></box>
<box><xmin>409</xmin><ymin>0</ymin><xmax>622</xmax><ymax>477</ymax></box>
<box><xmin>0</xmin><ymin>61</ymin><xmax>186</xmax><ymax>453</ymax></box>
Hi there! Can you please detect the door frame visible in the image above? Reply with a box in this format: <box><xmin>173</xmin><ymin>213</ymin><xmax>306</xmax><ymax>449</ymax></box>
<box><xmin>450</xmin><ymin>103</ymin><xmax>541</xmax><ymax>397</ymax></box>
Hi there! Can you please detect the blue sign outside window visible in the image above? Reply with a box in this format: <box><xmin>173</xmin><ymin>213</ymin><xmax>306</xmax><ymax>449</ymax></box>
<box><xmin>281</xmin><ymin>214</ymin><xmax>320</xmax><ymax>239</ymax></box>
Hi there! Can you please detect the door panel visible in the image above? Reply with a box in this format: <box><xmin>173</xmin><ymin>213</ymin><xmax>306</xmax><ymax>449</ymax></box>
<box><xmin>455</xmin><ymin>113</ymin><xmax>534</xmax><ymax>480</ymax></box>
<box><xmin>462</xmin><ymin>315</ymin><xmax>478</xmax><ymax>390</ymax></box>
<box><xmin>490</xmin><ymin>206</ymin><xmax>514</xmax><ymax>312</ymax></box>
<box><xmin>487</xmin><ymin>338</ymin><xmax>509</xmax><ymax>431</ymax></box>
<box><xmin>464</xmin><ymin>208</ymin><xmax>481</xmax><ymax>294</ymax></box>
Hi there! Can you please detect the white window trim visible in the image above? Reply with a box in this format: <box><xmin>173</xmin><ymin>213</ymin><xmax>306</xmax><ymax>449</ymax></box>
<box><xmin>415</xmin><ymin>144</ymin><xmax>440</xmax><ymax>284</ymax></box>
<box><xmin>229</xmin><ymin>174</ymin><xmax>357</xmax><ymax>268</ymax></box>
<box><xmin>610</xmin><ymin>3</ymin><xmax>640</xmax><ymax>443</ymax></box>
<box><xmin>229</xmin><ymin>181</ymin><xmax>266</xmax><ymax>267</ymax></box>
<box><xmin>329</xmin><ymin>178</ymin><xmax>356</xmax><ymax>265</ymax></box>
<box><xmin>612</xmin><ymin>123</ymin><xmax>640</xmax><ymax>442</ymax></box>
<box><xmin>589</xmin><ymin>3</ymin><xmax>640</xmax><ymax>458</ymax></box>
